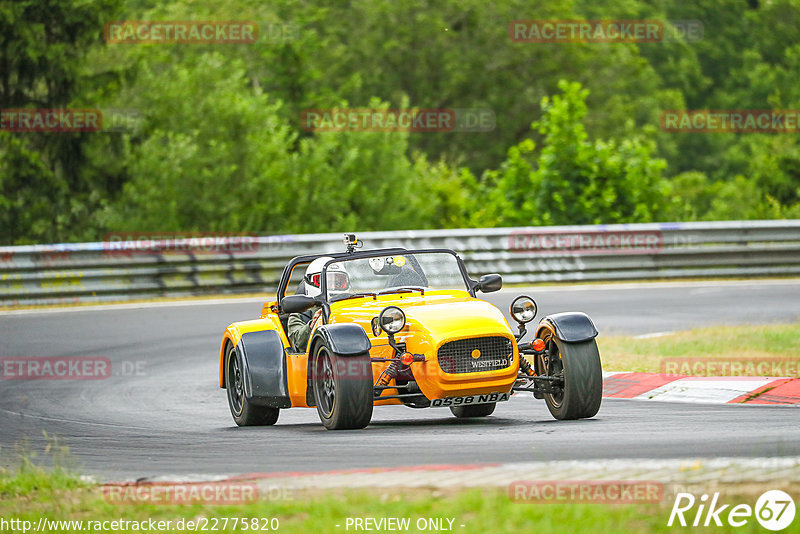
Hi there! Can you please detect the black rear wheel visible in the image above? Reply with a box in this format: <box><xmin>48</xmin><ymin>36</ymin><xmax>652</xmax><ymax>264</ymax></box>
<box><xmin>225</xmin><ymin>343</ymin><xmax>280</xmax><ymax>426</ymax></box>
<box><xmin>540</xmin><ymin>336</ymin><xmax>602</xmax><ymax>420</ymax></box>
<box><xmin>450</xmin><ymin>403</ymin><xmax>496</xmax><ymax>418</ymax></box>
<box><xmin>311</xmin><ymin>344</ymin><xmax>373</xmax><ymax>430</ymax></box>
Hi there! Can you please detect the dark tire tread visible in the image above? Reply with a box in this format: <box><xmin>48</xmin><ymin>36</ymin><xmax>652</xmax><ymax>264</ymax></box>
<box><xmin>225</xmin><ymin>343</ymin><xmax>280</xmax><ymax>427</ymax></box>
<box><xmin>313</xmin><ymin>346</ymin><xmax>373</xmax><ymax>430</ymax></box>
<box><xmin>545</xmin><ymin>338</ymin><xmax>602</xmax><ymax>420</ymax></box>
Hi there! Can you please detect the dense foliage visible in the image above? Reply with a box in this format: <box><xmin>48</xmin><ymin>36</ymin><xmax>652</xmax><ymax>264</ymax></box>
<box><xmin>2</xmin><ymin>0</ymin><xmax>800</xmax><ymax>244</ymax></box>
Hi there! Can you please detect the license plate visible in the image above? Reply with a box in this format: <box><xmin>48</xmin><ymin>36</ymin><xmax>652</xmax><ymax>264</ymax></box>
<box><xmin>430</xmin><ymin>392</ymin><xmax>510</xmax><ymax>408</ymax></box>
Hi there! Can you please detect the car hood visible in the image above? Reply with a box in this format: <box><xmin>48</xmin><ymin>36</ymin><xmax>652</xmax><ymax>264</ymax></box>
<box><xmin>330</xmin><ymin>291</ymin><xmax>515</xmax><ymax>349</ymax></box>
<box><xmin>400</xmin><ymin>297</ymin><xmax>513</xmax><ymax>343</ymax></box>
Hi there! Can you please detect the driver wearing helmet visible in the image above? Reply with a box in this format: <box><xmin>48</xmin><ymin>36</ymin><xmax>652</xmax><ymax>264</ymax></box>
<box><xmin>287</xmin><ymin>257</ymin><xmax>350</xmax><ymax>350</ymax></box>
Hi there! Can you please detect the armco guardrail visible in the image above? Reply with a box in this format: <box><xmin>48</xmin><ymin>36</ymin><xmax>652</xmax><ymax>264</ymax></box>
<box><xmin>1</xmin><ymin>220</ymin><xmax>799</xmax><ymax>306</ymax></box>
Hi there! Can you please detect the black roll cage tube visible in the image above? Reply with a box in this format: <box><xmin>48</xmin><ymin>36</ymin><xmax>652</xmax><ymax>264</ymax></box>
<box><xmin>276</xmin><ymin>248</ymin><xmax>478</xmax><ymax>324</ymax></box>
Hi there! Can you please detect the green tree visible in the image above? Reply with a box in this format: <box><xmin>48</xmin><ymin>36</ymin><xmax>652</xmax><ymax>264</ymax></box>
<box><xmin>0</xmin><ymin>0</ymin><xmax>122</xmax><ymax>244</ymax></box>
<box><xmin>6</xmin><ymin>0</ymin><xmax>800</xmax><ymax>246</ymax></box>
<box><xmin>100</xmin><ymin>53</ymin><xmax>297</xmax><ymax>233</ymax></box>
<box><xmin>479</xmin><ymin>80</ymin><xmax>669</xmax><ymax>226</ymax></box>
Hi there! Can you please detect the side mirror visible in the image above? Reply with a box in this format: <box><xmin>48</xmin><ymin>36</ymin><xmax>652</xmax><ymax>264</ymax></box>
<box><xmin>281</xmin><ymin>295</ymin><xmax>317</xmax><ymax>314</ymax></box>
<box><xmin>474</xmin><ymin>273</ymin><xmax>502</xmax><ymax>293</ymax></box>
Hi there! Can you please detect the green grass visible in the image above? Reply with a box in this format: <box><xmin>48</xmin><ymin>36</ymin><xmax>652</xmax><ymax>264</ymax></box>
<box><xmin>0</xmin><ymin>460</ymin><xmax>83</xmax><ymax>497</ymax></box>
<box><xmin>0</xmin><ymin>433</ymin><xmax>84</xmax><ymax>498</ymax></box>
<box><xmin>599</xmin><ymin>322</ymin><xmax>800</xmax><ymax>375</ymax></box>
<box><xmin>2</xmin><ymin>431</ymin><xmax>797</xmax><ymax>533</ymax></box>
<box><xmin>0</xmin><ymin>439</ymin><xmax>792</xmax><ymax>534</ymax></box>
<box><xmin>1</xmin><ymin>478</ymin><xmax>787</xmax><ymax>534</ymax></box>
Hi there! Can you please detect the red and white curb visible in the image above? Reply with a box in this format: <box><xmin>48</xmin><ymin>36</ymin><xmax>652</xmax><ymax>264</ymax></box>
<box><xmin>109</xmin><ymin>457</ymin><xmax>800</xmax><ymax>491</ymax></box>
<box><xmin>237</xmin><ymin>458</ymin><xmax>800</xmax><ymax>493</ymax></box>
<box><xmin>602</xmin><ymin>372</ymin><xmax>800</xmax><ymax>405</ymax></box>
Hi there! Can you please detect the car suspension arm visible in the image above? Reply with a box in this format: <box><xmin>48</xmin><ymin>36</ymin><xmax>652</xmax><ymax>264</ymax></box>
<box><xmin>512</xmin><ymin>374</ymin><xmax>564</xmax><ymax>395</ymax></box>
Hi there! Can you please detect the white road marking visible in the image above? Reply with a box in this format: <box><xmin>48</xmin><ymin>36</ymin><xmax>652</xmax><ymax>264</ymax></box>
<box><xmin>636</xmin><ymin>377</ymin><xmax>778</xmax><ymax>403</ymax></box>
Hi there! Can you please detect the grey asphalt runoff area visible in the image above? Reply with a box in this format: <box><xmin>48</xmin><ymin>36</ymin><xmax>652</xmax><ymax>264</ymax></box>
<box><xmin>1</xmin><ymin>280</ymin><xmax>798</xmax><ymax>481</ymax></box>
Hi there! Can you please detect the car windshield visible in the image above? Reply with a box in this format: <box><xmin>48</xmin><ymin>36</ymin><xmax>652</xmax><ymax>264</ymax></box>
<box><xmin>324</xmin><ymin>252</ymin><xmax>468</xmax><ymax>301</ymax></box>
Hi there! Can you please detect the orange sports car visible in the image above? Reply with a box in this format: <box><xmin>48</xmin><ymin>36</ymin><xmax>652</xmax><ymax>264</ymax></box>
<box><xmin>219</xmin><ymin>235</ymin><xmax>602</xmax><ymax>430</ymax></box>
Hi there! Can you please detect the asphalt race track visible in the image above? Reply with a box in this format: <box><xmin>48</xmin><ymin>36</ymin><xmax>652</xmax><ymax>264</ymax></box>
<box><xmin>1</xmin><ymin>280</ymin><xmax>799</xmax><ymax>481</ymax></box>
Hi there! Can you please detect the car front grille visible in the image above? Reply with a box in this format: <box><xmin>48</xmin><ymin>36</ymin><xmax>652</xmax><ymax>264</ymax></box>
<box><xmin>437</xmin><ymin>336</ymin><xmax>513</xmax><ymax>374</ymax></box>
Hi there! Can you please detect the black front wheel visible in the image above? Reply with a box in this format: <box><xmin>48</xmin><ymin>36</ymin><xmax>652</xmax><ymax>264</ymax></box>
<box><xmin>311</xmin><ymin>344</ymin><xmax>373</xmax><ymax>430</ymax></box>
<box><xmin>225</xmin><ymin>343</ymin><xmax>280</xmax><ymax>426</ymax></box>
<box><xmin>541</xmin><ymin>337</ymin><xmax>602</xmax><ymax>420</ymax></box>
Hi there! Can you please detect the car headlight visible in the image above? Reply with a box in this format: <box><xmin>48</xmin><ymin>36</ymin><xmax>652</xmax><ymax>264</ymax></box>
<box><xmin>379</xmin><ymin>306</ymin><xmax>406</xmax><ymax>334</ymax></box>
<box><xmin>510</xmin><ymin>296</ymin><xmax>537</xmax><ymax>324</ymax></box>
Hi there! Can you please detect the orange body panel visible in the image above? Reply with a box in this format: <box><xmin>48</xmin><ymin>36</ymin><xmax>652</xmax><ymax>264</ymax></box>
<box><xmin>220</xmin><ymin>289</ymin><xmax>519</xmax><ymax>407</ymax></box>
<box><xmin>285</xmin><ymin>352</ymin><xmax>310</xmax><ymax>407</ymax></box>
<box><xmin>329</xmin><ymin>290</ymin><xmax>519</xmax><ymax>401</ymax></box>
<box><xmin>218</xmin><ymin>306</ymin><xmax>287</xmax><ymax>389</ymax></box>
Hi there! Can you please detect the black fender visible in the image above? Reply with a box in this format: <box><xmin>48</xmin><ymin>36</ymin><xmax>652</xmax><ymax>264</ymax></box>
<box><xmin>234</xmin><ymin>330</ymin><xmax>291</xmax><ymax>408</ymax></box>
<box><xmin>306</xmin><ymin>323</ymin><xmax>372</xmax><ymax>406</ymax></box>
<box><xmin>308</xmin><ymin>323</ymin><xmax>372</xmax><ymax>357</ymax></box>
<box><xmin>536</xmin><ymin>312</ymin><xmax>598</xmax><ymax>343</ymax></box>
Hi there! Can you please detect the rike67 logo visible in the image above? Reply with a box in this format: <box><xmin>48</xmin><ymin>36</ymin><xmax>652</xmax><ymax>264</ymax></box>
<box><xmin>668</xmin><ymin>490</ymin><xmax>795</xmax><ymax>531</ymax></box>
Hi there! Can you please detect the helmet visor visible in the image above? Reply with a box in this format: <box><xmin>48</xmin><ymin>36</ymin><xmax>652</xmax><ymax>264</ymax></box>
<box><xmin>327</xmin><ymin>271</ymin><xmax>350</xmax><ymax>291</ymax></box>
<box><xmin>306</xmin><ymin>271</ymin><xmax>350</xmax><ymax>292</ymax></box>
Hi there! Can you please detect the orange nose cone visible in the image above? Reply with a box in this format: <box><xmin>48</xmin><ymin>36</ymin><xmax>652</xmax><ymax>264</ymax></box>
<box><xmin>400</xmin><ymin>352</ymin><xmax>415</xmax><ymax>366</ymax></box>
<box><xmin>532</xmin><ymin>338</ymin><xmax>546</xmax><ymax>352</ymax></box>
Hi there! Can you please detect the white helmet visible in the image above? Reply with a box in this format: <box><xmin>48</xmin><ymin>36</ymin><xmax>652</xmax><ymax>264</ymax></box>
<box><xmin>303</xmin><ymin>256</ymin><xmax>350</xmax><ymax>298</ymax></box>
